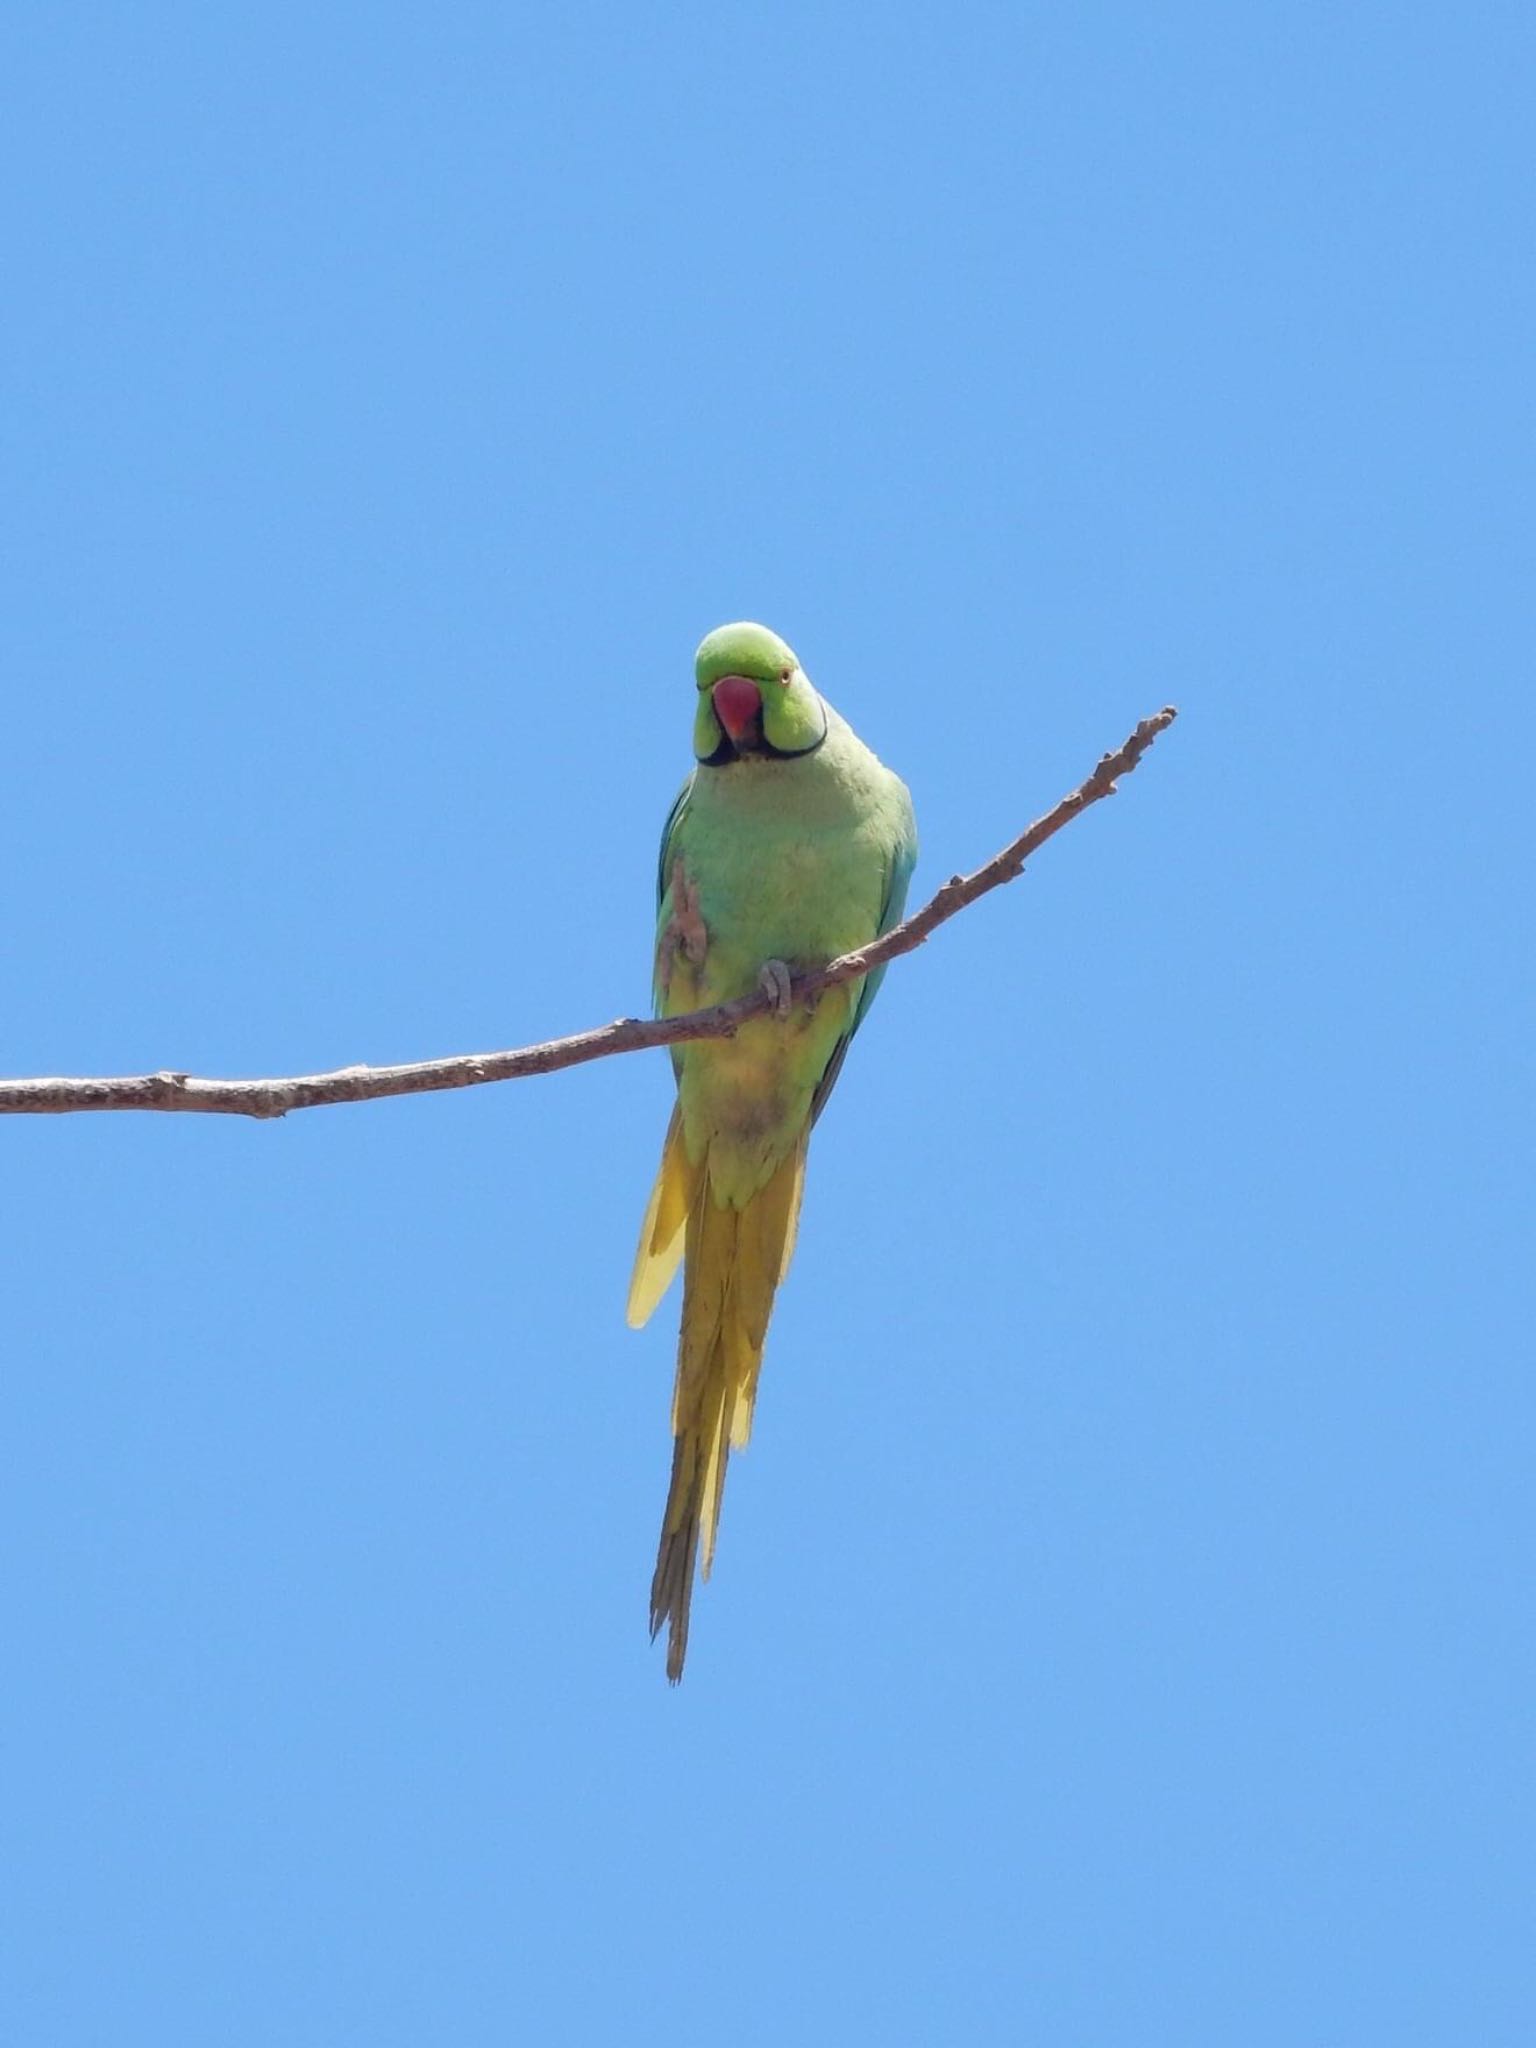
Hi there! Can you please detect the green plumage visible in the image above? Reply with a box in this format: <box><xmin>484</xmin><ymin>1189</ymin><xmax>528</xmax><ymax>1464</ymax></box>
<box><xmin>629</xmin><ymin>622</ymin><xmax>916</xmax><ymax>1679</ymax></box>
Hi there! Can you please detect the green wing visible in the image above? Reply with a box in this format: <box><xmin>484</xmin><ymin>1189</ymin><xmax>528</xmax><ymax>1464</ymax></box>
<box><xmin>654</xmin><ymin>774</ymin><xmax>694</xmax><ymax>917</ymax></box>
<box><xmin>651</xmin><ymin>774</ymin><xmax>699</xmax><ymax>1083</ymax></box>
<box><xmin>808</xmin><ymin>825</ymin><xmax>917</xmax><ymax>1125</ymax></box>
<box><xmin>651</xmin><ymin>774</ymin><xmax>694</xmax><ymax>1021</ymax></box>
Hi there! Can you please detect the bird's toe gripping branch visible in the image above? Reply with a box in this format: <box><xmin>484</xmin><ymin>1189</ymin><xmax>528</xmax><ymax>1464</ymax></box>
<box><xmin>757</xmin><ymin>959</ymin><xmax>794</xmax><ymax>1020</ymax></box>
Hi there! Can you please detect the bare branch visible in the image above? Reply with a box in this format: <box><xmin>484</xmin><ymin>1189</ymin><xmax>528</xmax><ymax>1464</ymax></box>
<box><xmin>0</xmin><ymin>706</ymin><xmax>1177</xmax><ymax>1120</ymax></box>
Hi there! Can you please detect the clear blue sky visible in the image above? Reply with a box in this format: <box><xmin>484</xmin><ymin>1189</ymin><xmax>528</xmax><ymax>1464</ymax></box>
<box><xmin>2</xmin><ymin>6</ymin><xmax>1529</xmax><ymax>2043</ymax></box>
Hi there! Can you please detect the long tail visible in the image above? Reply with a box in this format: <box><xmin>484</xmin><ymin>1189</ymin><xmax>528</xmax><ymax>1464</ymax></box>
<box><xmin>627</xmin><ymin>1112</ymin><xmax>806</xmax><ymax>1681</ymax></box>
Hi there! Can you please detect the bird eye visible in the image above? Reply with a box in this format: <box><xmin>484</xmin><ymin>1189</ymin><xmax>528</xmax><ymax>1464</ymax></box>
<box><xmin>778</xmin><ymin>668</ymin><xmax>792</xmax><ymax>684</ymax></box>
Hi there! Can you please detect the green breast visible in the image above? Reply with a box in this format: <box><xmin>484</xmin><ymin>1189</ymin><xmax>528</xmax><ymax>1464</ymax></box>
<box><xmin>659</xmin><ymin>707</ymin><xmax>909</xmax><ymax>1203</ymax></box>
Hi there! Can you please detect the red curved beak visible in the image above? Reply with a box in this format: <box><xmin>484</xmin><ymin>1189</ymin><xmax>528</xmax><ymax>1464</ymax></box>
<box><xmin>711</xmin><ymin>674</ymin><xmax>762</xmax><ymax>740</ymax></box>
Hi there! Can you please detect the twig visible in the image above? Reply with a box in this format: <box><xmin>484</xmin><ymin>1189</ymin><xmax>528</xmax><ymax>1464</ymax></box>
<box><xmin>0</xmin><ymin>707</ymin><xmax>1177</xmax><ymax>1119</ymax></box>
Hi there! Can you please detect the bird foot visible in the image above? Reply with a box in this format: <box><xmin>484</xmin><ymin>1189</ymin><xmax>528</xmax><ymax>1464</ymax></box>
<box><xmin>758</xmin><ymin>958</ymin><xmax>794</xmax><ymax>1020</ymax></box>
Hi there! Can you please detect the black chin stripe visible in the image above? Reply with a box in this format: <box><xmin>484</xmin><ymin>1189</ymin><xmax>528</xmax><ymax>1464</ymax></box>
<box><xmin>696</xmin><ymin>706</ymin><xmax>829</xmax><ymax>768</ymax></box>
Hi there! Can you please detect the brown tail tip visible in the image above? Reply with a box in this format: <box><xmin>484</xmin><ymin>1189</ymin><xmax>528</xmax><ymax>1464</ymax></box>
<box><xmin>650</xmin><ymin>1510</ymin><xmax>699</xmax><ymax>1683</ymax></box>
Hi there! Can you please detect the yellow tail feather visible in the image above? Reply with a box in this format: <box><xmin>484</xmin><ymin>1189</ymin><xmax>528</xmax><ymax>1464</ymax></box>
<box><xmin>626</xmin><ymin>1108</ymin><xmax>694</xmax><ymax>1329</ymax></box>
<box><xmin>648</xmin><ymin>1135</ymin><xmax>807</xmax><ymax>1681</ymax></box>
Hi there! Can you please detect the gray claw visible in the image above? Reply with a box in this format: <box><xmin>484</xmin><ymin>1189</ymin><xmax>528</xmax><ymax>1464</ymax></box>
<box><xmin>758</xmin><ymin>958</ymin><xmax>793</xmax><ymax>1020</ymax></box>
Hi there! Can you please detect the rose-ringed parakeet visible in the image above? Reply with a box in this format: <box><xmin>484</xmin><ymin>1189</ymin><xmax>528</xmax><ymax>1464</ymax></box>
<box><xmin>627</xmin><ymin>622</ymin><xmax>918</xmax><ymax>1680</ymax></box>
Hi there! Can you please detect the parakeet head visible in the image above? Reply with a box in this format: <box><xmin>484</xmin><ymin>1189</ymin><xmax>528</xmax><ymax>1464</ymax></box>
<box><xmin>692</xmin><ymin>621</ymin><xmax>828</xmax><ymax>765</ymax></box>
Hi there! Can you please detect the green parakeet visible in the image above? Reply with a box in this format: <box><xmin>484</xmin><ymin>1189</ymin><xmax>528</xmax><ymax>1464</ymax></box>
<box><xmin>627</xmin><ymin>621</ymin><xmax>918</xmax><ymax>1680</ymax></box>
